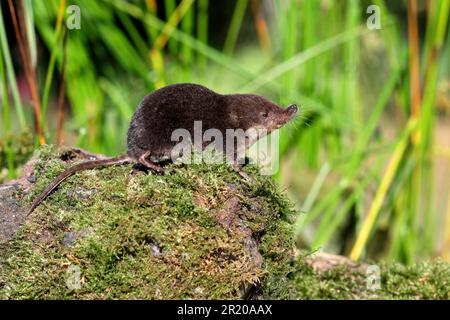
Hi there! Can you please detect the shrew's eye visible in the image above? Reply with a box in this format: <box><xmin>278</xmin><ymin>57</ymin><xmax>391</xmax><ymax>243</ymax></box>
<box><xmin>261</xmin><ymin>112</ymin><xmax>268</xmax><ymax>118</ymax></box>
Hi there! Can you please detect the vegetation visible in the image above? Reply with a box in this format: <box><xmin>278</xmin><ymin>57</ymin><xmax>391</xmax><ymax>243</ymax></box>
<box><xmin>1</xmin><ymin>146</ymin><xmax>449</xmax><ymax>299</ymax></box>
<box><xmin>274</xmin><ymin>257</ymin><xmax>450</xmax><ymax>299</ymax></box>
<box><xmin>0</xmin><ymin>146</ymin><xmax>295</xmax><ymax>299</ymax></box>
<box><xmin>0</xmin><ymin>0</ymin><xmax>450</xmax><ymax>267</ymax></box>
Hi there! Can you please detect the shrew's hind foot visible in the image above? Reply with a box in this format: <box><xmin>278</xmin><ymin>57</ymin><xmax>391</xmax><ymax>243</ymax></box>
<box><xmin>138</xmin><ymin>151</ymin><xmax>165</xmax><ymax>174</ymax></box>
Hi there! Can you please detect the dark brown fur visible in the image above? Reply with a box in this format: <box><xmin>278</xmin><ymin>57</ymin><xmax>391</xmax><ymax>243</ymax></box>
<box><xmin>27</xmin><ymin>83</ymin><xmax>297</xmax><ymax>215</ymax></box>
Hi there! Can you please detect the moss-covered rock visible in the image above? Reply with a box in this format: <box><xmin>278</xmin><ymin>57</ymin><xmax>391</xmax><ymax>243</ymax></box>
<box><xmin>1</xmin><ymin>146</ymin><xmax>449</xmax><ymax>300</ymax></box>
<box><xmin>269</xmin><ymin>252</ymin><xmax>450</xmax><ymax>299</ymax></box>
<box><xmin>0</xmin><ymin>146</ymin><xmax>296</xmax><ymax>299</ymax></box>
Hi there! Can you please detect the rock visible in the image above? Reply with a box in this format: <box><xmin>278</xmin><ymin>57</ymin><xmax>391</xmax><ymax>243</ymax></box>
<box><xmin>61</xmin><ymin>232</ymin><xmax>78</xmax><ymax>247</ymax></box>
<box><xmin>0</xmin><ymin>184</ymin><xmax>26</xmax><ymax>244</ymax></box>
<box><xmin>1</xmin><ymin>146</ymin><xmax>449</xmax><ymax>300</ymax></box>
<box><xmin>71</xmin><ymin>187</ymin><xmax>97</xmax><ymax>200</ymax></box>
<box><xmin>0</xmin><ymin>146</ymin><xmax>296</xmax><ymax>299</ymax></box>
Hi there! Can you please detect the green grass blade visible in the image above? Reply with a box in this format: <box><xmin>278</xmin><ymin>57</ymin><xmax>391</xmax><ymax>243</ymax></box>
<box><xmin>0</xmin><ymin>5</ymin><xmax>25</xmax><ymax>128</ymax></box>
<box><xmin>0</xmin><ymin>41</ymin><xmax>15</xmax><ymax>178</ymax></box>
<box><xmin>223</xmin><ymin>0</ymin><xmax>248</xmax><ymax>56</ymax></box>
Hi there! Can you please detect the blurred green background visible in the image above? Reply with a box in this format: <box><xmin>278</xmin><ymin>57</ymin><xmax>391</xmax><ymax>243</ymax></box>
<box><xmin>1</xmin><ymin>0</ymin><xmax>450</xmax><ymax>264</ymax></box>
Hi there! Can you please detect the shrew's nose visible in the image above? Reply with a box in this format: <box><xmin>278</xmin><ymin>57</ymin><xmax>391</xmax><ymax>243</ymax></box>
<box><xmin>287</xmin><ymin>104</ymin><xmax>298</xmax><ymax>114</ymax></box>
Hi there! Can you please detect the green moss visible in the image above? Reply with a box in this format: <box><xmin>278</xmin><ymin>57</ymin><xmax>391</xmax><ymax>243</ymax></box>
<box><xmin>1</xmin><ymin>145</ymin><xmax>449</xmax><ymax>299</ymax></box>
<box><xmin>267</xmin><ymin>255</ymin><xmax>450</xmax><ymax>300</ymax></box>
<box><xmin>0</xmin><ymin>145</ymin><xmax>296</xmax><ymax>299</ymax></box>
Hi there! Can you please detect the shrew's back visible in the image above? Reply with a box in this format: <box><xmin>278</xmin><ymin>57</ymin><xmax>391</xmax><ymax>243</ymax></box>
<box><xmin>127</xmin><ymin>83</ymin><xmax>227</xmax><ymax>161</ymax></box>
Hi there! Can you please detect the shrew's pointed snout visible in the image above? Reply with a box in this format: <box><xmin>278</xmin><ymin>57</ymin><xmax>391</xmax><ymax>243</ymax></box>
<box><xmin>287</xmin><ymin>104</ymin><xmax>298</xmax><ymax>112</ymax></box>
<box><xmin>273</xmin><ymin>104</ymin><xmax>299</xmax><ymax>129</ymax></box>
<box><xmin>286</xmin><ymin>104</ymin><xmax>298</xmax><ymax>119</ymax></box>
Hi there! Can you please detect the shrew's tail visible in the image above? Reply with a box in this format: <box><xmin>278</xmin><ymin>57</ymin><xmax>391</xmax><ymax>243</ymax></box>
<box><xmin>27</xmin><ymin>154</ymin><xmax>132</xmax><ymax>216</ymax></box>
